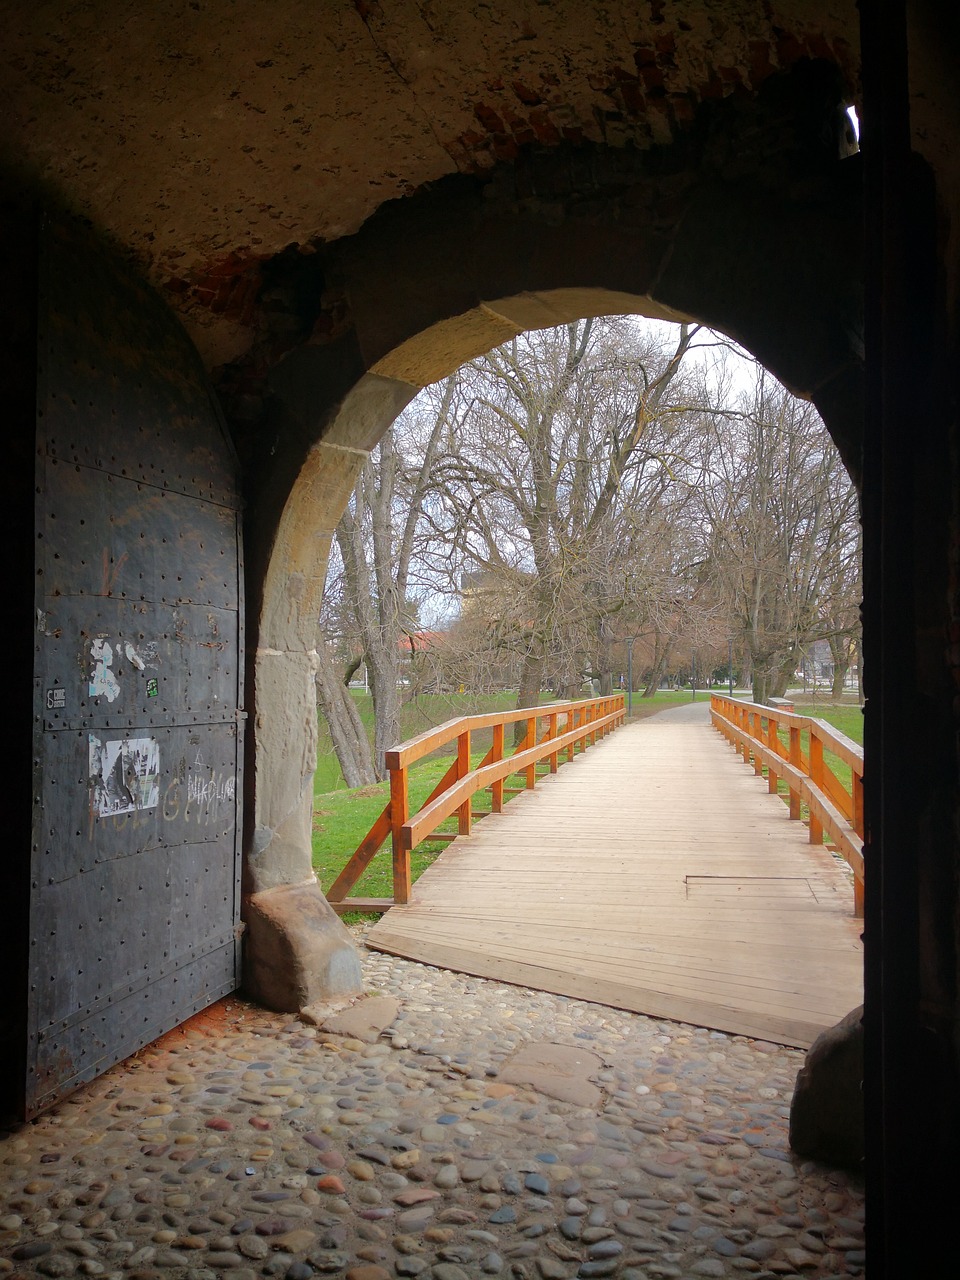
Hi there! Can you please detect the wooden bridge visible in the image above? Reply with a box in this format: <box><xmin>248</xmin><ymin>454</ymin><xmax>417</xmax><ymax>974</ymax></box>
<box><xmin>330</xmin><ymin>694</ymin><xmax>864</xmax><ymax>1049</ymax></box>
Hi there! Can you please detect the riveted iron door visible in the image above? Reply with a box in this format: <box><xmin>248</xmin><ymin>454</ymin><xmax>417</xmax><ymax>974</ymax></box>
<box><xmin>28</xmin><ymin>216</ymin><xmax>245</xmax><ymax>1117</ymax></box>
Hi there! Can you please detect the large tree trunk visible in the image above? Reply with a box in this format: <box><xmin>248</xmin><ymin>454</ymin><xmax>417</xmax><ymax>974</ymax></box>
<box><xmin>515</xmin><ymin>646</ymin><xmax>545</xmax><ymax>744</ymax></box>
<box><xmin>771</xmin><ymin>649</ymin><xmax>797</xmax><ymax>699</ymax></box>
<box><xmin>516</xmin><ymin>649</ymin><xmax>545</xmax><ymax>707</ymax></box>
<box><xmin>750</xmin><ymin>635</ymin><xmax>779</xmax><ymax>705</ymax></box>
<box><xmin>752</xmin><ymin>671</ymin><xmax>772</xmax><ymax>705</ymax></box>
<box><xmin>831</xmin><ymin>664</ymin><xmax>847</xmax><ymax>699</ymax></box>
<box><xmin>829</xmin><ymin>634</ymin><xmax>851</xmax><ymax>698</ymax></box>
<box><xmin>643</xmin><ymin>635</ymin><xmax>672</xmax><ymax>697</ymax></box>
<box><xmin>752</xmin><ymin>653</ymin><xmax>781</xmax><ymax>706</ymax></box>
<box><xmin>739</xmin><ymin>651</ymin><xmax>752</xmax><ymax>692</ymax></box>
<box><xmin>315</xmin><ymin>640</ymin><xmax>377</xmax><ymax>789</ymax></box>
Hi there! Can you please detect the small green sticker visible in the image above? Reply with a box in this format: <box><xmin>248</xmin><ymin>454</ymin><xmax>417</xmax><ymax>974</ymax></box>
<box><xmin>146</xmin><ymin>677</ymin><xmax>159</xmax><ymax>698</ymax></box>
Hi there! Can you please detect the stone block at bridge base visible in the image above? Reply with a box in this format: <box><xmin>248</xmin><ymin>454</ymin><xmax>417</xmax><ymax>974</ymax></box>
<box><xmin>242</xmin><ymin>881</ymin><xmax>363</xmax><ymax>1013</ymax></box>
<box><xmin>789</xmin><ymin>1004</ymin><xmax>864</xmax><ymax>1171</ymax></box>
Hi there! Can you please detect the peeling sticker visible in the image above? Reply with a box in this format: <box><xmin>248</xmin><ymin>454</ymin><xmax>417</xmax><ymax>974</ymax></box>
<box><xmin>88</xmin><ymin>638</ymin><xmax>120</xmax><ymax>702</ymax></box>
<box><xmin>89</xmin><ymin>735</ymin><xmax>160</xmax><ymax>817</ymax></box>
<box><xmin>124</xmin><ymin>642</ymin><xmax>146</xmax><ymax>671</ymax></box>
<box><xmin>37</xmin><ymin>610</ymin><xmax>61</xmax><ymax>638</ymax></box>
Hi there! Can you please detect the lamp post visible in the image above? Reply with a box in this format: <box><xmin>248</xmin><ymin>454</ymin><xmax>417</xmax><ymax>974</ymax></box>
<box><xmin>626</xmin><ymin>638</ymin><xmax>634</xmax><ymax>717</ymax></box>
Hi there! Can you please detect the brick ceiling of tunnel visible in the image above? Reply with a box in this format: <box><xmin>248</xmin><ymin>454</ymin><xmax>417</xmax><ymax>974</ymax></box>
<box><xmin>1</xmin><ymin>1</ymin><xmax>859</xmax><ymax>367</ymax></box>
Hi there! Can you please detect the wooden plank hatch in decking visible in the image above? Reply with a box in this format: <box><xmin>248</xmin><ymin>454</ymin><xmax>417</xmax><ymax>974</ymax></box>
<box><xmin>365</xmin><ymin>703</ymin><xmax>863</xmax><ymax>1048</ymax></box>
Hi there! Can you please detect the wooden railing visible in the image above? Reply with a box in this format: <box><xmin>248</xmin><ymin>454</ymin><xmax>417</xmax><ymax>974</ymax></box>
<box><xmin>710</xmin><ymin>693</ymin><xmax>864</xmax><ymax>917</ymax></box>
<box><xmin>327</xmin><ymin>694</ymin><xmax>626</xmax><ymax>915</ymax></box>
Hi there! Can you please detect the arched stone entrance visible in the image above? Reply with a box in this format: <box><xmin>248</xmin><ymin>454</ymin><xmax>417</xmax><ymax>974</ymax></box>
<box><xmin>240</xmin><ymin>110</ymin><xmax>864</xmax><ymax>1008</ymax></box>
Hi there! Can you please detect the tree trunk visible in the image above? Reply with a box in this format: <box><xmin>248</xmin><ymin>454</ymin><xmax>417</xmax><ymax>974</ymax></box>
<box><xmin>829</xmin><ymin>634</ymin><xmax>851</xmax><ymax>698</ymax></box>
<box><xmin>643</xmin><ymin>636</ymin><xmax>673</xmax><ymax>697</ymax></box>
<box><xmin>752</xmin><ymin>671</ymin><xmax>772</xmax><ymax>705</ymax></box>
<box><xmin>515</xmin><ymin>647</ymin><xmax>545</xmax><ymax>744</ymax></box>
<box><xmin>739</xmin><ymin>651</ymin><xmax>752</xmax><ymax>692</ymax></box>
<box><xmin>771</xmin><ymin>649</ymin><xmax>797</xmax><ymax>699</ymax></box>
<box><xmin>315</xmin><ymin>640</ymin><xmax>377</xmax><ymax>789</ymax></box>
<box><xmin>368</xmin><ymin>650</ymin><xmax>402</xmax><ymax>781</ymax></box>
<box><xmin>752</xmin><ymin>653</ymin><xmax>782</xmax><ymax>706</ymax></box>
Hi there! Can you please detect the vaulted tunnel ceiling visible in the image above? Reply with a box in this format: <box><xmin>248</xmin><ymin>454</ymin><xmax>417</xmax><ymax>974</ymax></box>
<box><xmin>2</xmin><ymin>2</ymin><xmax>861</xmax><ymax>370</ymax></box>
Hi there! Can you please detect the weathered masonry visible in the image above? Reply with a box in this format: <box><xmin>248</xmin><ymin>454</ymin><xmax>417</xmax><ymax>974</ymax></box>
<box><xmin>1</xmin><ymin>4</ymin><xmax>957</xmax><ymax>1274</ymax></box>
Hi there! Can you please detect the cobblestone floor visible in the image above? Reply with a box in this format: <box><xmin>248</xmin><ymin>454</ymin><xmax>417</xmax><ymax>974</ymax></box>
<box><xmin>0</xmin><ymin>929</ymin><xmax>864</xmax><ymax>1280</ymax></box>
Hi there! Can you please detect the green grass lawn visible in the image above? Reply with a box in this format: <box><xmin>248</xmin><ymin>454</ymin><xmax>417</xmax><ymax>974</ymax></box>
<box><xmin>312</xmin><ymin>754</ymin><xmax>465</xmax><ymax>908</ymax></box>
<box><xmin>626</xmin><ymin>687</ymin><xmax>716</xmax><ymax>716</ymax></box>
<box><xmin>791</xmin><ymin>701</ymin><xmax>864</xmax><ymax>743</ymax></box>
<box><xmin>780</xmin><ymin>701</ymin><xmax>863</xmax><ymax>791</ymax></box>
<box><xmin>755</xmin><ymin>700</ymin><xmax>864</xmax><ymax>820</ymax></box>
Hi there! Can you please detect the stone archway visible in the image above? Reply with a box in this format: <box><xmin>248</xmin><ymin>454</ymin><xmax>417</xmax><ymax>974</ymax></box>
<box><xmin>230</xmin><ymin>60</ymin><xmax>864</xmax><ymax>1007</ymax></box>
<box><xmin>240</xmin><ymin>127</ymin><xmax>864</xmax><ymax>1006</ymax></box>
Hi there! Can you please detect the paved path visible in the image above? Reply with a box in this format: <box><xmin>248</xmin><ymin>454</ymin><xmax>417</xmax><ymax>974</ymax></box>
<box><xmin>0</xmin><ymin>940</ymin><xmax>865</xmax><ymax>1280</ymax></box>
<box><xmin>369</xmin><ymin>703</ymin><xmax>863</xmax><ymax>1049</ymax></box>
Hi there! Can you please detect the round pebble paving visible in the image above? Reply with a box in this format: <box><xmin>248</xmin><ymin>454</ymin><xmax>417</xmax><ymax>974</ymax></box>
<box><xmin>0</xmin><ymin>925</ymin><xmax>864</xmax><ymax>1278</ymax></box>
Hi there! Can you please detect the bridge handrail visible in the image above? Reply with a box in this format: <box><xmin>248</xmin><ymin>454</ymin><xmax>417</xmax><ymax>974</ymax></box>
<box><xmin>327</xmin><ymin>694</ymin><xmax>626</xmax><ymax>914</ymax></box>
<box><xmin>710</xmin><ymin>693</ymin><xmax>864</xmax><ymax>917</ymax></box>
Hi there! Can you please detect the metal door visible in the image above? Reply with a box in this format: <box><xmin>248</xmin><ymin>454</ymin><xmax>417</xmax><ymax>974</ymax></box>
<box><xmin>28</xmin><ymin>215</ymin><xmax>245</xmax><ymax>1116</ymax></box>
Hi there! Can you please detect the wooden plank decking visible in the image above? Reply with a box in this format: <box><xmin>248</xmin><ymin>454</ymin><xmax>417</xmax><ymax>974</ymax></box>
<box><xmin>366</xmin><ymin>702</ymin><xmax>863</xmax><ymax>1048</ymax></box>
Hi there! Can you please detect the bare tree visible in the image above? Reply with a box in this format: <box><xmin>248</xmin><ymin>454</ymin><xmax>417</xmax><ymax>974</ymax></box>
<box><xmin>697</xmin><ymin>370</ymin><xmax>859</xmax><ymax>705</ymax></box>
<box><xmin>324</xmin><ymin>378</ymin><xmax>457</xmax><ymax>778</ymax></box>
<box><xmin>318</xmin><ymin>321</ymin><xmax>861</xmax><ymax>789</ymax></box>
<box><xmin>434</xmin><ymin>318</ymin><xmax>703</xmax><ymax>716</ymax></box>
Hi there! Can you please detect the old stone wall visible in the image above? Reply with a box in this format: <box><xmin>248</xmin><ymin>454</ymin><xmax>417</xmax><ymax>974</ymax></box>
<box><xmin>1</xmin><ymin>2</ymin><xmax>859</xmax><ymax>367</ymax></box>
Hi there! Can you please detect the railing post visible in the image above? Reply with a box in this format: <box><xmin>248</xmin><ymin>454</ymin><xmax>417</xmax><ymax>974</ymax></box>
<box><xmin>742</xmin><ymin>710</ymin><xmax>752</xmax><ymax>765</ymax></box>
<box><xmin>525</xmin><ymin>716</ymin><xmax>536</xmax><ymax>788</ymax></box>
<box><xmin>491</xmin><ymin>722</ymin><xmax>505</xmax><ymax>813</ymax></box>
<box><xmin>567</xmin><ymin>709</ymin><xmax>576</xmax><ymax>762</ymax></box>
<box><xmin>390</xmin><ymin>763</ymin><xmax>411</xmax><ymax>904</ymax></box>
<box><xmin>766</xmin><ymin>715</ymin><xmax>780</xmax><ymax>794</ymax></box>
<box><xmin>788</xmin><ymin>725</ymin><xmax>802</xmax><ymax>820</ymax></box>
<box><xmin>752</xmin><ymin>714</ymin><xmax>763</xmax><ymax>776</ymax></box>
<box><xmin>808</xmin><ymin>733</ymin><xmax>824</xmax><ymax>844</ymax></box>
<box><xmin>457</xmin><ymin>728</ymin><xmax>472</xmax><ymax>834</ymax></box>
<box><xmin>548</xmin><ymin>712</ymin><xmax>559</xmax><ymax>771</ymax></box>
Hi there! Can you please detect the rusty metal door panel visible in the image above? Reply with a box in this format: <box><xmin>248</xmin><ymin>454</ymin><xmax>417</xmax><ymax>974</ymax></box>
<box><xmin>32</xmin><ymin>840</ymin><xmax>238</xmax><ymax>1029</ymax></box>
<box><xmin>39</xmin><ymin>224</ymin><xmax>236</xmax><ymax>507</ymax></box>
<box><xmin>39</xmin><ymin>462</ymin><xmax>239</xmax><ymax>608</ymax></box>
<box><xmin>39</xmin><ymin>598</ymin><xmax>242</xmax><ymax>732</ymax></box>
<box><xmin>35</xmin><ymin>722</ymin><xmax>240</xmax><ymax>884</ymax></box>
<box><xmin>28</xmin><ymin>215</ymin><xmax>244</xmax><ymax>1117</ymax></box>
